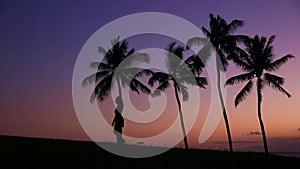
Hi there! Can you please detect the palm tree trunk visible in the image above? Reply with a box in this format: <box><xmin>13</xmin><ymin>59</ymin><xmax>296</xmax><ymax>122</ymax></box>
<box><xmin>257</xmin><ymin>77</ymin><xmax>269</xmax><ymax>155</ymax></box>
<box><xmin>174</xmin><ymin>85</ymin><xmax>189</xmax><ymax>149</ymax></box>
<box><xmin>216</xmin><ymin>63</ymin><xmax>233</xmax><ymax>153</ymax></box>
<box><xmin>117</xmin><ymin>77</ymin><xmax>123</xmax><ymax>98</ymax></box>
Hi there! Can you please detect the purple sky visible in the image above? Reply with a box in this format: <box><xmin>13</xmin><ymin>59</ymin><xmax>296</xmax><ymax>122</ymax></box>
<box><xmin>1</xmin><ymin>0</ymin><xmax>300</xmax><ymax>152</ymax></box>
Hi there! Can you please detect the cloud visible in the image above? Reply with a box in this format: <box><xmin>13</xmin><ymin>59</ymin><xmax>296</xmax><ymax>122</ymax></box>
<box><xmin>246</xmin><ymin>131</ymin><xmax>261</xmax><ymax>136</ymax></box>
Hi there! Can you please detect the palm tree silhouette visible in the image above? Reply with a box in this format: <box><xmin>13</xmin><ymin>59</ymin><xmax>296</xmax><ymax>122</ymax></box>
<box><xmin>226</xmin><ymin>35</ymin><xmax>294</xmax><ymax>154</ymax></box>
<box><xmin>82</xmin><ymin>36</ymin><xmax>152</xmax><ymax>103</ymax></box>
<box><xmin>187</xmin><ymin>13</ymin><xmax>247</xmax><ymax>152</ymax></box>
<box><xmin>149</xmin><ymin>42</ymin><xmax>207</xmax><ymax>149</ymax></box>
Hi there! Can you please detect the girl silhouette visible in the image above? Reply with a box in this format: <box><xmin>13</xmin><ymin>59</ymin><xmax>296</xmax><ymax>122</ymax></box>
<box><xmin>112</xmin><ymin>96</ymin><xmax>125</xmax><ymax>144</ymax></box>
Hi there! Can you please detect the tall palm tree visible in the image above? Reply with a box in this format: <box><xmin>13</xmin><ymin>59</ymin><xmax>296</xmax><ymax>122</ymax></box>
<box><xmin>187</xmin><ymin>13</ymin><xmax>247</xmax><ymax>152</ymax></box>
<box><xmin>82</xmin><ymin>37</ymin><xmax>152</xmax><ymax>103</ymax></box>
<box><xmin>225</xmin><ymin>35</ymin><xmax>294</xmax><ymax>154</ymax></box>
<box><xmin>149</xmin><ymin>42</ymin><xmax>207</xmax><ymax>149</ymax></box>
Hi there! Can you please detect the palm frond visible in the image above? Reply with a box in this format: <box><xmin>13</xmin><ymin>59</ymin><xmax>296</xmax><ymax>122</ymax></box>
<box><xmin>184</xmin><ymin>55</ymin><xmax>205</xmax><ymax>75</ymax></box>
<box><xmin>196</xmin><ymin>44</ymin><xmax>212</xmax><ymax>66</ymax></box>
<box><xmin>266</xmin><ymin>54</ymin><xmax>294</xmax><ymax>71</ymax></box>
<box><xmin>89</xmin><ymin>62</ymin><xmax>100</xmax><ymax>69</ymax></box>
<box><xmin>264</xmin><ymin>74</ymin><xmax>291</xmax><ymax>97</ymax></box>
<box><xmin>165</xmin><ymin>44</ymin><xmax>185</xmax><ymax>73</ymax></box>
<box><xmin>226</xmin><ymin>20</ymin><xmax>244</xmax><ymax>34</ymax></box>
<box><xmin>227</xmin><ymin>53</ymin><xmax>252</xmax><ymax>71</ymax></box>
<box><xmin>209</xmin><ymin>14</ymin><xmax>218</xmax><ymax>33</ymax></box>
<box><xmin>179</xmin><ymin>72</ymin><xmax>206</xmax><ymax>87</ymax></box>
<box><xmin>264</xmin><ymin>73</ymin><xmax>285</xmax><ymax>85</ymax></box>
<box><xmin>97</xmin><ymin>46</ymin><xmax>107</xmax><ymax>55</ymax></box>
<box><xmin>121</xmin><ymin>52</ymin><xmax>150</xmax><ymax>68</ymax></box>
<box><xmin>90</xmin><ymin>74</ymin><xmax>113</xmax><ymax>102</ymax></box>
<box><xmin>195</xmin><ymin>76</ymin><xmax>208</xmax><ymax>89</ymax></box>
<box><xmin>221</xmin><ymin>35</ymin><xmax>249</xmax><ymax>44</ymax></box>
<box><xmin>130</xmin><ymin>79</ymin><xmax>151</xmax><ymax>95</ymax></box>
<box><xmin>227</xmin><ymin>46</ymin><xmax>253</xmax><ymax>71</ymax></box>
<box><xmin>235</xmin><ymin>80</ymin><xmax>253</xmax><ymax>107</ymax></box>
<box><xmin>82</xmin><ymin>71</ymin><xmax>110</xmax><ymax>87</ymax></box>
<box><xmin>111</xmin><ymin>36</ymin><xmax>120</xmax><ymax>46</ymax></box>
<box><xmin>201</xmin><ymin>26</ymin><xmax>211</xmax><ymax>38</ymax></box>
<box><xmin>124</xmin><ymin>67</ymin><xmax>153</xmax><ymax>79</ymax></box>
<box><xmin>265</xmin><ymin>35</ymin><xmax>276</xmax><ymax>48</ymax></box>
<box><xmin>89</xmin><ymin>62</ymin><xmax>112</xmax><ymax>71</ymax></box>
<box><xmin>125</xmin><ymin>48</ymin><xmax>135</xmax><ymax>57</ymax></box>
<box><xmin>148</xmin><ymin>72</ymin><xmax>170</xmax><ymax>87</ymax></box>
<box><xmin>166</xmin><ymin>42</ymin><xmax>185</xmax><ymax>60</ymax></box>
<box><xmin>151</xmin><ymin>81</ymin><xmax>170</xmax><ymax>97</ymax></box>
<box><xmin>216</xmin><ymin>14</ymin><xmax>227</xmax><ymax>28</ymax></box>
<box><xmin>260</xmin><ymin>36</ymin><xmax>267</xmax><ymax>47</ymax></box>
<box><xmin>186</xmin><ymin>37</ymin><xmax>208</xmax><ymax>47</ymax></box>
<box><xmin>167</xmin><ymin>42</ymin><xmax>177</xmax><ymax>51</ymax></box>
<box><xmin>226</xmin><ymin>71</ymin><xmax>255</xmax><ymax>86</ymax></box>
<box><xmin>102</xmin><ymin>50</ymin><xmax>114</xmax><ymax>65</ymax></box>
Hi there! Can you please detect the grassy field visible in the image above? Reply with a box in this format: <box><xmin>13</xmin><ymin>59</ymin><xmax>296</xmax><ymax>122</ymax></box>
<box><xmin>0</xmin><ymin>135</ymin><xmax>299</xmax><ymax>169</ymax></box>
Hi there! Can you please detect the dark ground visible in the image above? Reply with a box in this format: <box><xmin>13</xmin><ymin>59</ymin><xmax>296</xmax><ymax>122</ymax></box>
<box><xmin>0</xmin><ymin>135</ymin><xmax>299</xmax><ymax>169</ymax></box>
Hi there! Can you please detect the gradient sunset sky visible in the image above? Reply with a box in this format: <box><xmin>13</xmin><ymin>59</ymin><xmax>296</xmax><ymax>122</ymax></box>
<box><xmin>1</xmin><ymin>0</ymin><xmax>299</xmax><ymax>152</ymax></box>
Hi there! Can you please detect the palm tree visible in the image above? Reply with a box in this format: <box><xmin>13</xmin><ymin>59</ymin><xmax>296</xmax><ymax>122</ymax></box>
<box><xmin>82</xmin><ymin>37</ymin><xmax>152</xmax><ymax>103</ymax></box>
<box><xmin>149</xmin><ymin>42</ymin><xmax>207</xmax><ymax>149</ymax></box>
<box><xmin>225</xmin><ymin>35</ymin><xmax>294</xmax><ymax>154</ymax></box>
<box><xmin>187</xmin><ymin>13</ymin><xmax>247</xmax><ymax>152</ymax></box>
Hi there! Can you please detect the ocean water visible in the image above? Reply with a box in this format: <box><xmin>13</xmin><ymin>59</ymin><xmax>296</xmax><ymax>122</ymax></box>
<box><xmin>272</xmin><ymin>152</ymin><xmax>300</xmax><ymax>158</ymax></box>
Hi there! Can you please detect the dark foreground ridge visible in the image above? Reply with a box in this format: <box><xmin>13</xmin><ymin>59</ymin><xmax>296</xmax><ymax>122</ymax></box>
<box><xmin>0</xmin><ymin>135</ymin><xmax>299</xmax><ymax>169</ymax></box>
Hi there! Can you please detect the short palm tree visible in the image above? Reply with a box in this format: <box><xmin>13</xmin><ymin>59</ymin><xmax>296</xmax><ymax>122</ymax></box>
<box><xmin>82</xmin><ymin>37</ymin><xmax>152</xmax><ymax>103</ymax></box>
<box><xmin>187</xmin><ymin>13</ymin><xmax>247</xmax><ymax>152</ymax></box>
<box><xmin>226</xmin><ymin>35</ymin><xmax>294</xmax><ymax>154</ymax></box>
<box><xmin>149</xmin><ymin>42</ymin><xmax>207</xmax><ymax>149</ymax></box>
